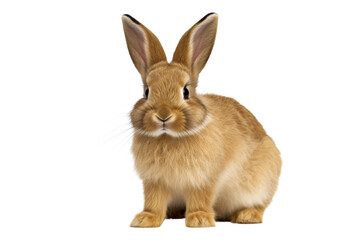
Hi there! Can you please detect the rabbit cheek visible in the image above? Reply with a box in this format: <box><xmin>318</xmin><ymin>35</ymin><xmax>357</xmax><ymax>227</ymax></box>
<box><xmin>169</xmin><ymin>111</ymin><xmax>187</xmax><ymax>132</ymax></box>
<box><xmin>143</xmin><ymin>110</ymin><xmax>159</xmax><ymax>132</ymax></box>
<box><xmin>130</xmin><ymin>99</ymin><xmax>147</xmax><ymax>130</ymax></box>
<box><xmin>184</xmin><ymin>100</ymin><xmax>207</xmax><ymax>129</ymax></box>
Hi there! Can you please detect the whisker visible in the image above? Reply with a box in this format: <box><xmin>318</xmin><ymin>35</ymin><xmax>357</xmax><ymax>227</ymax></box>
<box><xmin>103</xmin><ymin>125</ymin><xmax>134</xmax><ymax>144</ymax></box>
<box><xmin>112</xmin><ymin>131</ymin><xmax>135</xmax><ymax>151</ymax></box>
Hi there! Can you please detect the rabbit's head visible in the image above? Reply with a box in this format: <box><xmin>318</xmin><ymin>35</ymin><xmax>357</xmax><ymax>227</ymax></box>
<box><xmin>122</xmin><ymin>13</ymin><xmax>218</xmax><ymax>137</ymax></box>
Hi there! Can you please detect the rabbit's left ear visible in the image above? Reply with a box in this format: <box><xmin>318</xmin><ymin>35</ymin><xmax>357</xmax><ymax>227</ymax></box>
<box><xmin>172</xmin><ymin>13</ymin><xmax>218</xmax><ymax>84</ymax></box>
<box><xmin>122</xmin><ymin>14</ymin><xmax>167</xmax><ymax>80</ymax></box>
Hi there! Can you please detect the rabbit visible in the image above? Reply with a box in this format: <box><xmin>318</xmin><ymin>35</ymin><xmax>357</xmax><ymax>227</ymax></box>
<box><xmin>122</xmin><ymin>13</ymin><xmax>282</xmax><ymax>228</ymax></box>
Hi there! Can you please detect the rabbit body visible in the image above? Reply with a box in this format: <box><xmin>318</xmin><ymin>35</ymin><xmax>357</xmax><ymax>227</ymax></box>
<box><xmin>122</xmin><ymin>13</ymin><xmax>281</xmax><ymax>227</ymax></box>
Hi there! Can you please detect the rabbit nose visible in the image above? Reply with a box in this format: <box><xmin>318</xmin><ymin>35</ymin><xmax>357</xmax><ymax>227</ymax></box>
<box><xmin>156</xmin><ymin>105</ymin><xmax>172</xmax><ymax>121</ymax></box>
<box><xmin>156</xmin><ymin>115</ymin><xmax>172</xmax><ymax>122</ymax></box>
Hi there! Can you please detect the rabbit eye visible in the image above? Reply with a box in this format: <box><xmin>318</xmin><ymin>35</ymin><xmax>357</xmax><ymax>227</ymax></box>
<box><xmin>145</xmin><ymin>87</ymin><xmax>149</xmax><ymax>99</ymax></box>
<box><xmin>183</xmin><ymin>86</ymin><xmax>189</xmax><ymax>100</ymax></box>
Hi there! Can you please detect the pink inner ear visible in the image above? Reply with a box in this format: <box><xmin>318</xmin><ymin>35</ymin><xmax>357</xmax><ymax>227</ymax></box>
<box><xmin>191</xmin><ymin>21</ymin><xmax>212</xmax><ymax>66</ymax></box>
<box><xmin>134</xmin><ymin>28</ymin><xmax>147</xmax><ymax>67</ymax></box>
<box><xmin>128</xmin><ymin>23</ymin><xmax>147</xmax><ymax>68</ymax></box>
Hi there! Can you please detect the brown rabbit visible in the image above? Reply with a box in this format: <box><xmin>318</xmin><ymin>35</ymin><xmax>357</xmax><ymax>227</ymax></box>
<box><xmin>122</xmin><ymin>13</ymin><xmax>281</xmax><ymax>228</ymax></box>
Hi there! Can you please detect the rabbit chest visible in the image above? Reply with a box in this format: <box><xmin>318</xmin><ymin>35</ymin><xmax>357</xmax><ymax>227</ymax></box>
<box><xmin>132</xmin><ymin>133</ymin><xmax>225</xmax><ymax>189</ymax></box>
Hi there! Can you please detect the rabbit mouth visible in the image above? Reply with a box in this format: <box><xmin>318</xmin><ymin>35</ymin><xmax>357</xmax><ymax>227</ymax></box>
<box><xmin>137</xmin><ymin>115</ymin><xmax>211</xmax><ymax>138</ymax></box>
<box><xmin>161</xmin><ymin>121</ymin><xmax>172</xmax><ymax>132</ymax></box>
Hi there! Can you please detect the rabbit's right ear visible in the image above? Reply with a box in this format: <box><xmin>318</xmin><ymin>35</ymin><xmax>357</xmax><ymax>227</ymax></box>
<box><xmin>172</xmin><ymin>13</ymin><xmax>218</xmax><ymax>84</ymax></box>
<box><xmin>122</xmin><ymin>15</ymin><xmax>167</xmax><ymax>80</ymax></box>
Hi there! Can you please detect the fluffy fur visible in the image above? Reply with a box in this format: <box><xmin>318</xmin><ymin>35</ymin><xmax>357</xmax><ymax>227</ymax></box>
<box><xmin>122</xmin><ymin>13</ymin><xmax>282</xmax><ymax>228</ymax></box>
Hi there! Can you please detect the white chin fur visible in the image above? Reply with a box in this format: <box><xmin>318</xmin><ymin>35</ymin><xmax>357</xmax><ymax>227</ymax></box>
<box><xmin>137</xmin><ymin>115</ymin><xmax>211</xmax><ymax>138</ymax></box>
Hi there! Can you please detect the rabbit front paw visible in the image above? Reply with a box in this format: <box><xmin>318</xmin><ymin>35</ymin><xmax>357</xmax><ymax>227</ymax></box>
<box><xmin>185</xmin><ymin>211</ymin><xmax>215</xmax><ymax>227</ymax></box>
<box><xmin>130</xmin><ymin>211</ymin><xmax>164</xmax><ymax>228</ymax></box>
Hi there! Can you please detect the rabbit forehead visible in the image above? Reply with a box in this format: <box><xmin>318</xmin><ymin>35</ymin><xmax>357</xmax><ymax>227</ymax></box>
<box><xmin>146</xmin><ymin>65</ymin><xmax>190</xmax><ymax>86</ymax></box>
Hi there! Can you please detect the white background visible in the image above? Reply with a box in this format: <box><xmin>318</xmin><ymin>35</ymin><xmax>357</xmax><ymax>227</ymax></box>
<box><xmin>1</xmin><ymin>0</ymin><xmax>359</xmax><ymax>239</ymax></box>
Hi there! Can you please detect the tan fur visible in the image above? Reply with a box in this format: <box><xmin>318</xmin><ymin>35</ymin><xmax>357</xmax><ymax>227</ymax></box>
<box><xmin>122</xmin><ymin>13</ymin><xmax>282</xmax><ymax>228</ymax></box>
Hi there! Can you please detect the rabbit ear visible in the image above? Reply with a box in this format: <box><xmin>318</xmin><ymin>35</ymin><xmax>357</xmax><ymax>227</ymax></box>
<box><xmin>172</xmin><ymin>13</ymin><xmax>218</xmax><ymax>83</ymax></box>
<box><xmin>122</xmin><ymin>14</ymin><xmax>167</xmax><ymax>79</ymax></box>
